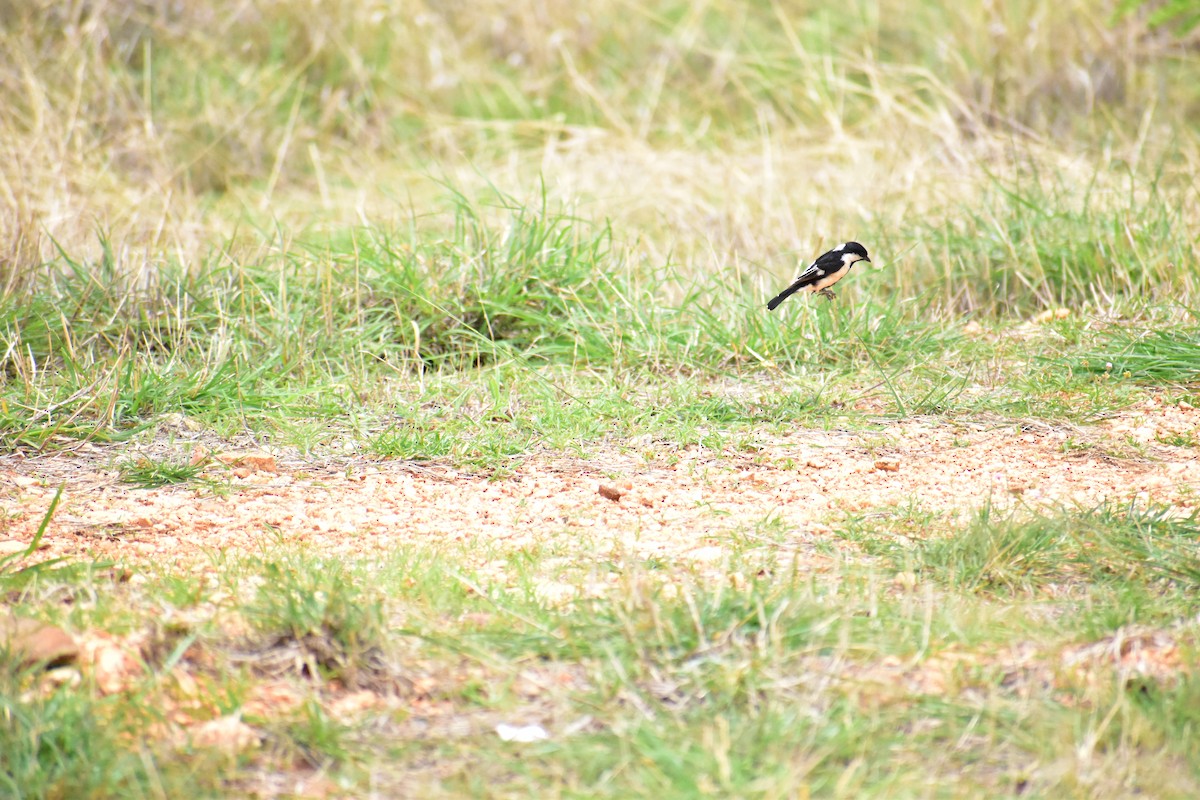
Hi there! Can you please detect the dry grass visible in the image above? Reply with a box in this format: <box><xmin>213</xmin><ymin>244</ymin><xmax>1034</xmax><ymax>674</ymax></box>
<box><xmin>2</xmin><ymin>0</ymin><xmax>1198</xmax><ymax>306</ymax></box>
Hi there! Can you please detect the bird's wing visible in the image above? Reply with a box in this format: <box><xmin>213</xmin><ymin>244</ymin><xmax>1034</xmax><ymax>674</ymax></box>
<box><xmin>790</xmin><ymin>250</ymin><xmax>843</xmax><ymax>287</ymax></box>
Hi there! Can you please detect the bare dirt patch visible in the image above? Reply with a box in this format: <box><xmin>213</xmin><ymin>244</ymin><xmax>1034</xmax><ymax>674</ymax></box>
<box><xmin>3</xmin><ymin>399</ymin><xmax>1197</xmax><ymax>571</ymax></box>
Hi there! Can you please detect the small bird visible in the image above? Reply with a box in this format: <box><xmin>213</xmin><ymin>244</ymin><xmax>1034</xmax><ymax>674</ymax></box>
<box><xmin>766</xmin><ymin>242</ymin><xmax>871</xmax><ymax>310</ymax></box>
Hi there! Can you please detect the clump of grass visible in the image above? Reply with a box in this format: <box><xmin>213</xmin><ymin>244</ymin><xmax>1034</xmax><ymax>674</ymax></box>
<box><xmin>241</xmin><ymin>553</ymin><xmax>389</xmax><ymax>687</ymax></box>
<box><xmin>274</xmin><ymin>699</ymin><xmax>357</xmax><ymax>771</ymax></box>
<box><xmin>913</xmin><ymin>170</ymin><xmax>1193</xmax><ymax>314</ymax></box>
<box><xmin>117</xmin><ymin>456</ymin><xmax>201</xmax><ymax>488</ymax></box>
<box><xmin>353</xmin><ymin>188</ymin><xmax>626</xmax><ymax>368</ymax></box>
<box><xmin>900</xmin><ymin>501</ymin><xmax>1200</xmax><ymax>597</ymax></box>
<box><xmin>1072</xmin><ymin>326</ymin><xmax>1200</xmax><ymax>384</ymax></box>
<box><xmin>0</xmin><ymin>189</ymin><xmax>640</xmax><ymax>449</ymax></box>
<box><xmin>368</xmin><ymin>422</ymin><xmax>457</xmax><ymax>461</ymax></box>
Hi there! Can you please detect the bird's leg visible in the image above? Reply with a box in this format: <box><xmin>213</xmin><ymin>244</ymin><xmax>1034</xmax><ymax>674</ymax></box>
<box><xmin>816</xmin><ymin>288</ymin><xmax>837</xmax><ymax>301</ymax></box>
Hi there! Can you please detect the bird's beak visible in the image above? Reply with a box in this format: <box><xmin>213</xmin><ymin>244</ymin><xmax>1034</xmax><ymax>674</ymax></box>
<box><xmin>862</xmin><ymin>256</ymin><xmax>871</xmax><ymax>263</ymax></box>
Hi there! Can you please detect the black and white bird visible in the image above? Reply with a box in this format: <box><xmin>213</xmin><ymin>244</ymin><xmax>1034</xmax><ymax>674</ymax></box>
<box><xmin>766</xmin><ymin>242</ymin><xmax>871</xmax><ymax>310</ymax></box>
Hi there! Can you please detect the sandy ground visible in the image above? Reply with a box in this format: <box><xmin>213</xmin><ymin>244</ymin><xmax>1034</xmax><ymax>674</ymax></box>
<box><xmin>2</xmin><ymin>396</ymin><xmax>1197</xmax><ymax>571</ymax></box>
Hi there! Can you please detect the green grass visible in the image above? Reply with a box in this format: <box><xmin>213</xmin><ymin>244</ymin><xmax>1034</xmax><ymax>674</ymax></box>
<box><xmin>117</xmin><ymin>456</ymin><xmax>203</xmax><ymax>488</ymax></box>
<box><xmin>893</xmin><ymin>502</ymin><xmax>1200</xmax><ymax>597</ymax></box>
<box><xmin>1073</xmin><ymin>326</ymin><xmax>1200</xmax><ymax>384</ymax></box>
<box><xmin>915</xmin><ymin>168</ymin><xmax>1195</xmax><ymax>313</ymax></box>
<box><xmin>241</xmin><ymin>551</ymin><xmax>390</xmax><ymax>685</ymax></box>
<box><xmin>0</xmin><ymin>664</ymin><xmax>224</xmax><ymax>799</ymax></box>
<box><xmin>7</xmin><ymin>524</ymin><xmax>1200</xmax><ymax>797</ymax></box>
<box><xmin>2</xmin><ymin>187</ymin><xmax>1178</xmax><ymax>460</ymax></box>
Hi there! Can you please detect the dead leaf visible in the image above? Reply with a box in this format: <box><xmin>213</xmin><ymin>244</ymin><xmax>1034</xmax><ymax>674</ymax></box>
<box><xmin>80</xmin><ymin>634</ymin><xmax>142</xmax><ymax>694</ymax></box>
<box><xmin>0</xmin><ymin>615</ymin><xmax>78</xmax><ymax>668</ymax></box>
<box><xmin>598</xmin><ymin>483</ymin><xmax>626</xmax><ymax>501</ymax></box>
<box><xmin>215</xmin><ymin>451</ymin><xmax>278</xmax><ymax>474</ymax></box>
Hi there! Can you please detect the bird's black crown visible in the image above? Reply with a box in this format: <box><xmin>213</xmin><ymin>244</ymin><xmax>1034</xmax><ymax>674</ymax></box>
<box><xmin>841</xmin><ymin>242</ymin><xmax>870</xmax><ymax>260</ymax></box>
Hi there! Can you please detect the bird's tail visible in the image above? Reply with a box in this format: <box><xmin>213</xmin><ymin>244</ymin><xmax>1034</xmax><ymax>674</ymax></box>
<box><xmin>766</xmin><ymin>281</ymin><xmax>804</xmax><ymax>311</ymax></box>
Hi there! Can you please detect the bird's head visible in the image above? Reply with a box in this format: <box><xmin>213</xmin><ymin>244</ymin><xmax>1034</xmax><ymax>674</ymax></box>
<box><xmin>841</xmin><ymin>242</ymin><xmax>870</xmax><ymax>263</ymax></box>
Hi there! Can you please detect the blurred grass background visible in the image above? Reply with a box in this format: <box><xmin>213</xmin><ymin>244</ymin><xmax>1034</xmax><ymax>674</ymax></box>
<box><xmin>3</xmin><ymin>0</ymin><xmax>1197</xmax><ymax>296</ymax></box>
<box><xmin>1</xmin><ymin>0</ymin><xmax>1198</xmax><ymax>446</ymax></box>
